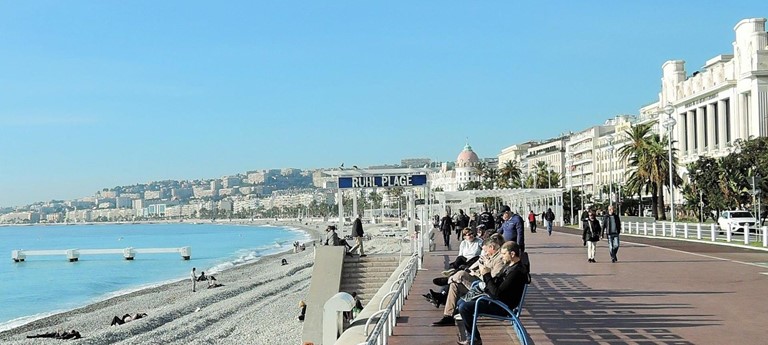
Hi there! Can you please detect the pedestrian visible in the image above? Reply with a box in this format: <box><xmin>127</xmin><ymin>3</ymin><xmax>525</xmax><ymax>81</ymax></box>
<box><xmin>455</xmin><ymin>209</ymin><xmax>470</xmax><ymax>241</ymax></box>
<box><xmin>348</xmin><ymin>214</ymin><xmax>367</xmax><ymax>257</ymax></box>
<box><xmin>439</xmin><ymin>211</ymin><xmax>454</xmax><ymax>249</ymax></box>
<box><xmin>527</xmin><ymin>210</ymin><xmax>537</xmax><ymax>233</ymax></box>
<box><xmin>602</xmin><ymin>205</ymin><xmax>622</xmax><ymax>262</ymax></box>
<box><xmin>191</xmin><ymin>267</ymin><xmax>197</xmax><ymax>292</ymax></box>
<box><xmin>582</xmin><ymin>211</ymin><xmax>602</xmax><ymax>263</ymax></box>
<box><xmin>498</xmin><ymin>210</ymin><xmax>525</xmax><ymax>252</ymax></box>
<box><xmin>544</xmin><ymin>207</ymin><xmax>556</xmax><ymax>236</ymax></box>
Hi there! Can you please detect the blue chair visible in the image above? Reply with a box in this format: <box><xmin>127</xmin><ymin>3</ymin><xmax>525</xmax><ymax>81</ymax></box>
<box><xmin>468</xmin><ymin>282</ymin><xmax>529</xmax><ymax>345</ymax></box>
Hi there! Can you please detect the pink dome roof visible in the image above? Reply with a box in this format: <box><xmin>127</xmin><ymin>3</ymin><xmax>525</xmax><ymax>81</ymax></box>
<box><xmin>456</xmin><ymin>144</ymin><xmax>479</xmax><ymax>164</ymax></box>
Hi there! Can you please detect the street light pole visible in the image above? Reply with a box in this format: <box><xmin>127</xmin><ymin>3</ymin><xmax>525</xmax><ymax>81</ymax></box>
<box><xmin>699</xmin><ymin>189</ymin><xmax>704</xmax><ymax>223</ymax></box>
<box><xmin>663</xmin><ymin>103</ymin><xmax>677</xmax><ymax>222</ymax></box>
<box><xmin>607</xmin><ymin>135</ymin><xmax>614</xmax><ymax>208</ymax></box>
<box><xmin>568</xmin><ymin>154</ymin><xmax>574</xmax><ymax>224</ymax></box>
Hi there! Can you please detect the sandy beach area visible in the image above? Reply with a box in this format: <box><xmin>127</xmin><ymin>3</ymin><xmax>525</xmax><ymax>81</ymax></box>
<box><xmin>0</xmin><ymin>219</ymin><xmax>413</xmax><ymax>345</ymax></box>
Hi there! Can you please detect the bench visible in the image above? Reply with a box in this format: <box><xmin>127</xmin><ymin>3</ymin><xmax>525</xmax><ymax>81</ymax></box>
<box><xmin>467</xmin><ymin>276</ymin><xmax>531</xmax><ymax>345</ymax></box>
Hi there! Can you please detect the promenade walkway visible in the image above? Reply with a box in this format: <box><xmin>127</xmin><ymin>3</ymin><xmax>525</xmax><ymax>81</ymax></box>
<box><xmin>388</xmin><ymin>225</ymin><xmax>768</xmax><ymax>345</ymax></box>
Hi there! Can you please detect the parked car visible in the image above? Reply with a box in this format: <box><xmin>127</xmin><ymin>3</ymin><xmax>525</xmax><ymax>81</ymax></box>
<box><xmin>717</xmin><ymin>210</ymin><xmax>757</xmax><ymax>234</ymax></box>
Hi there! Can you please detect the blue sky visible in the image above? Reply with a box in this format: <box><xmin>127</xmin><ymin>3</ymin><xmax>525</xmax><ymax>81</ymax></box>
<box><xmin>0</xmin><ymin>1</ymin><xmax>765</xmax><ymax>207</ymax></box>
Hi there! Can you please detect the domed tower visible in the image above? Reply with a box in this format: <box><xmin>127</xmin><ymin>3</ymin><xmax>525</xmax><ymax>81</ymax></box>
<box><xmin>455</xmin><ymin>143</ymin><xmax>480</xmax><ymax>189</ymax></box>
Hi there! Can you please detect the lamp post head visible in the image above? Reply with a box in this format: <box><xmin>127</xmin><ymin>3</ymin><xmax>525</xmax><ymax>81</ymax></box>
<box><xmin>663</xmin><ymin>116</ymin><xmax>677</xmax><ymax>130</ymax></box>
<box><xmin>663</xmin><ymin>103</ymin><xmax>675</xmax><ymax>116</ymax></box>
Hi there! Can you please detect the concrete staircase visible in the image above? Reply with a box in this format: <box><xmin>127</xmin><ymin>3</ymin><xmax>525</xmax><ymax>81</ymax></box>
<box><xmin>339</xmin><ymin>255</ymin><xmax>401</xmax><ymax>308</ymax></box>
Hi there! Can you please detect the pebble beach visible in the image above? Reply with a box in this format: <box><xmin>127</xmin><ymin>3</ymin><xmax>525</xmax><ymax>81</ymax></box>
<box><xmin>0</xmin><ymin>220</ymin><xmax>411</xmax><ymax>345</ymax></box>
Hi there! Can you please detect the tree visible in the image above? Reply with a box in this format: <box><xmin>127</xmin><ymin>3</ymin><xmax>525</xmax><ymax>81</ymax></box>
<box><xmin>498</xmin><ymin>160</ymin><xmax>522</xmax><ymax>188</ymax></box>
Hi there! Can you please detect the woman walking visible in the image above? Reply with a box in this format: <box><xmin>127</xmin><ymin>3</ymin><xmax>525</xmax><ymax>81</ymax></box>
<box><xmin>582</xmin><ymin>211</ymin><xmax>602</xmax><ymax>263</ymax></box>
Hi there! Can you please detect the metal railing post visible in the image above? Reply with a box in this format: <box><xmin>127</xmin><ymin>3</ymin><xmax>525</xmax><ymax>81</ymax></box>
<box><xmin>696</xmin><ymin>223</ymin><xmax>702</xmax><ymax>239</ymax></box>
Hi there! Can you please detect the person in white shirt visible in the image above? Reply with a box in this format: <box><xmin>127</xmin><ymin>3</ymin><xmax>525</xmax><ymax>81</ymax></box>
<box><xmin>442</xmin><ymin>228</ymin><xmax>483</xmax><ymax>275</ymax></box>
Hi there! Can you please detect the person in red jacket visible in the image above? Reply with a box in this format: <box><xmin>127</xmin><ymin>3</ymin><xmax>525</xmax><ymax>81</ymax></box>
<box><xmin>527</xmin><ymin>210</ymin><xmax>537</xmax><ymax>233</ymax></box>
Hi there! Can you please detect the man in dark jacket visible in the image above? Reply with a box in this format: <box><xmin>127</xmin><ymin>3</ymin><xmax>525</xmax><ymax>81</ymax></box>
<box><xmin>498</xmin><ymin>211</ymin><xmax>525</xmax><ymax>252</ymax></box>
<box><xmin>348</xmin><ymin>214</ymin><xmax>367</xmax><ymax>257</ymax></box>
<box><xmin>456</xmin><ymin>241</ymin><xmax>528</xmax><ymax>344</ymax></box>
<box><xmin>439</xmin><ymin>212</ymin><xmax>454</xmax><ymax>249</ymax></box>
<box><xmin>602</xmin><ymin>205</ymin><xmax>621</xmax><ymax>262</ymax></box>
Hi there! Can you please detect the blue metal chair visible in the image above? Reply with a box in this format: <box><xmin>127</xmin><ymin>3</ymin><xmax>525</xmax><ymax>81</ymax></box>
<box><xmin>468</xmin><ymin>282</ymin><xmax>529</xmax><ymax>345</ymax></box>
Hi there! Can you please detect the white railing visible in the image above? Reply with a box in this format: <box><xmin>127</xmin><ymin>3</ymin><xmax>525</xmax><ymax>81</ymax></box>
<box><xmin>623</xmin><ymin>221</ymin><xmax>768</xmax><ymax>248</ymax></box>
<box><xmin>356</xmin><ymin>253</ymin><xmax>419</xmax><ymax>345</ymax></box>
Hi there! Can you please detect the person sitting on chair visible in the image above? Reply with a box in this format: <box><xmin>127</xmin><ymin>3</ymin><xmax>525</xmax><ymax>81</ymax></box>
<box><xmin>456</xmin><ymin>241</ymin><xmax>528</xmax><ymax>345</ymax></box>
<box><xmin>442</xmin><ymin>228</ymin><xmax>483</xmax><ymax>276</ymax></box>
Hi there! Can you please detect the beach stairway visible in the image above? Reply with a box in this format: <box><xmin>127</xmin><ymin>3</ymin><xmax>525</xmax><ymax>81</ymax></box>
<box><xmin>339</xmin><ymin>255</ymin><xmax>401</xmax><ymax>307</ymax></box>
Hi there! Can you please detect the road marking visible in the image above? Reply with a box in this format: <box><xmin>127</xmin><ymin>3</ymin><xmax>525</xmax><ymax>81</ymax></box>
<box><xmin>556</xmin><ymin>231</ymin><xmax>768</xmax><ymax>270</ymax></box>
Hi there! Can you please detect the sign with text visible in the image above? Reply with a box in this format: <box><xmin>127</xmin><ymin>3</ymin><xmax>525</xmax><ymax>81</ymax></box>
<box><xmin>338</xmin><ymin>174</ymin><xmax>427</xmax><ymax>189</ymax></box>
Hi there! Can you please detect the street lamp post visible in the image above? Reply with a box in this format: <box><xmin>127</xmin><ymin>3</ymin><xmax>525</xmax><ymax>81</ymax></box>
<box><xmin>580</xmin><ymin>165</ymin><xmax>585</xmax><ymax>217</ymax></box>
<box><xmin>699</xmin><ymin>189</ymin><xmax>704</xmax><ymax>223</ymax></box>
<box><xmin>567</xmin><ymin>154</ymin><xmax>574</xmax><ymax>224</ymax></box>
<box><xmin>607</xmin><ymin>135</ymin><xmax>614</xmax><ymax>208</ymax></box>
<box><xmin>663</xmin><ymin>103</ymin><xmax>677</xmax><ymax>222</ymax></box>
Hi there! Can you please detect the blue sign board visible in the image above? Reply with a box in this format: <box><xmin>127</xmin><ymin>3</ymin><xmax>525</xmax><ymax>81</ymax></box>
<box><xmin>338</xmin><ymin>174</ymin><xmax>427</xmax><ymax>189</ymax></box>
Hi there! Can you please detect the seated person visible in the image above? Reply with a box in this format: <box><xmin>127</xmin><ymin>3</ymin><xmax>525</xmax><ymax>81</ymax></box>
<box><xmin>443</xmin><ymin>228</ymin><xmax>483</xmax><ymax>275</ymax></box>
<box><xmin>456</xmin><ymin>241</ymin><xmax>529</xmax><ymax>344</ymax></box>
<box><xmin>196</xmin><ymin>271</ymin><xmax>208</xmax><ymax>282</ymax></box>
<box><xmin>207</xmin><ymin>275</ymin><xmax>224</xmax><ymax>288</ymax></box>
<box><xmin>324</xmin><ymin>225</ymin><xmax>351</xmax><ymax>250</ymax></box>
<box><xmin>27</xmin><ymin>329</ymin><xmax>82</xmax><ymax>339</ymax></box>
<box><xmin>429</xmin><ymin>234</ymin><xmax>507</xmax><ymax>326</ymax></box>
<box><xmin>111</xmin><ymin>313</ymin><xmax>148</xmax><ymax>326</ymax></box>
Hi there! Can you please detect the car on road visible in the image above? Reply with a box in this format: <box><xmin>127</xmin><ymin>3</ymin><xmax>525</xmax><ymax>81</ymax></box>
<box><xmin>717</xmin><ymin>210</ymin><xmax>757</xmax><ymax>234</ymax></box>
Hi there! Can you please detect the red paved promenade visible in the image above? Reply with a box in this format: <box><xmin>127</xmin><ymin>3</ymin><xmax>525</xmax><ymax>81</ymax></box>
<box><xmin>388</xmin><ymin>225</ymin><xmax>768</xmax><ymax>345</ymax></box>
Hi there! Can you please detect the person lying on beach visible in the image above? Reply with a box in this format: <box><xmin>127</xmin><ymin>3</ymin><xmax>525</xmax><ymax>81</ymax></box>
<box><xmin>26</xmin><ymin>329</ymin><xmax>81</xmax><ymax>339</ymax></box>
<box><xmin>110</xmin><ymin>313</ymin><xmax>147</xmax><ymax>326</ymax></box>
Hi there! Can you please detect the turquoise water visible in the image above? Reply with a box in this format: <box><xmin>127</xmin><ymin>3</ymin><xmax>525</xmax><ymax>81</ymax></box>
<box><xmin>0</xmin><ymin>223</ymin><xmax>309</xmax><ymax>331</ymax></box>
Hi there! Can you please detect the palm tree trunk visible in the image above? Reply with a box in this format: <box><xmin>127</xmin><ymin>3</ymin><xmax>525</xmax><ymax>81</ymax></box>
<box><xmin>651</xmin><ymin>183</ymin><xmax>659</xmax><ymax>220</ymax></box>
<box><xmin>657</xmin><ymin>181</ymin><xmax>667</xmax><ymax>221</ymax></box>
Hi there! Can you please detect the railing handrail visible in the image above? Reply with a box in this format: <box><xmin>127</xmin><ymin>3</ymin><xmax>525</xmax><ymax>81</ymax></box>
<box><xmin>362</xmin><ymin>253</ymin><xmax>419</xmax><ymax>345</ymax></box>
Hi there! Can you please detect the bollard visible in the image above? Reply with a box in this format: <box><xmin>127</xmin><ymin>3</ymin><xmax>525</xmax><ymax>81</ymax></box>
<box><xmin>763</xmin><ymin>226</ymin><xmax>767</xmax><ymax>247</ymax></box>
<box><xmin>711</xmin><ymin>223</ymin><xmax>716</xmax><ymax>242</ymax></box>
<box><xmin>671</xmin><ymin>222</ymin><xmax>676</xmax><ymax>237</ymax></box>
<box><xmin>696</xmin><ymin>223</ymin><xmax>701</xmax><ymax>239</ymax></box>
<box><xmin>644</xmin><ymin>222</ymin><xmax>647</xmax><ymax>236</ymax></box>
<box><xmin>726</xmin><ymin>224</ymin><xmax>732</xmax><ymax>242</ymax></box>
<box><xmin>652</xmin><ymin>222</ymin><xmax>656</xmax><ymax>236</ymax></box>
<box><xmin>683</xmin><ymin>223</ymin><xmax>688</xmax><ymax>238</ymax></box>
<box><xmin>744</xmin><ymin>225</ymin><xmax>750</xmax><ymax>245</ymax></box>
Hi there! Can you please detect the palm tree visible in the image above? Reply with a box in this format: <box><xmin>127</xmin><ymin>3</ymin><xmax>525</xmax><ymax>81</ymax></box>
<box><xmin>619</xmin><ymin>122</ymin><xmax>658</xmax><ymax>219</ymax></box>
<box><xmin>474</xmin><ymin>161</ymin><xmax>488</xmax><ymax>187</ymax></box>
<box><xmin>499</xmin><ymin>160</ymin><xmax>522</xmax><ymax>188</ymax></box>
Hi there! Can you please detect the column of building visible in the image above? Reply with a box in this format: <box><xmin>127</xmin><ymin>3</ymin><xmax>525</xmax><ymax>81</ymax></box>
<box><xmin>696</xmin><ymin>106</ymin><xmax>706</xmax><ymax>154</ymax></box>
<box><xmin>706</xmin><ymin>103</ymin><xmax>716</xmax><ymax>152</ymax></box>
<box><xmin>686</xmin><ymin>109</ymin><xmax>695</xmax><ymax>155</ymax></box>
<box><xmin>717</xmin><ymin>99</ymin><xmax>728</xmax><ymax>147</ymax></box>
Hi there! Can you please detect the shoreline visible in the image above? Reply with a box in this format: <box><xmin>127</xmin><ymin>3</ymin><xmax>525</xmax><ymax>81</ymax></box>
<box><xmin>0</xmin><ymin>220</ymin><xmax>326</xmax><ymax>344</ymax></box>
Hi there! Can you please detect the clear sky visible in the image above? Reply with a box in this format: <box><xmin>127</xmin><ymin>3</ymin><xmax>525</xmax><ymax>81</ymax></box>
<box><xmin>0</xmin><ymin>1</ymin><xmax>766</xmax><ymax>207</ymax></box>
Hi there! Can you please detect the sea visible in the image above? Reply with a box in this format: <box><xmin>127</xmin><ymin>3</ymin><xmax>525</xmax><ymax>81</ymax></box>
<box><xmin>0</xmin><ymin>222</ymin><xmax>310</xmax><ymax>332</ymax></box>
